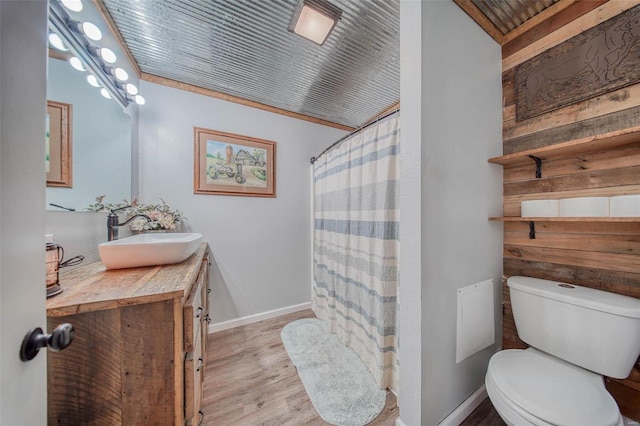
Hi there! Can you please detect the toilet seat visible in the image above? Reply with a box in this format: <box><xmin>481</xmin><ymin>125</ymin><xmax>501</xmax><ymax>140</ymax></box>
<box><xmin>486</xmin><ymin>368</ymin><xmax>552</xmax><ymax>426</ymax></box>
<box><xmin>487</xmin><ymin>349</ymin><xmax>622</xmax><ymax>426</ymax></box>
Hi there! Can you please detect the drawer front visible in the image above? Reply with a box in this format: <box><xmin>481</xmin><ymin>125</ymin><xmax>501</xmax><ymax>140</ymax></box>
<box><xmin>184</xmin><ymin>272</ymin><xmax>204</xmax><ymax>353</ymax></box>
<box><xmin>184</xmin><ymin>335</ymin><xmax>203</xmax><ymax>424</ymax></box>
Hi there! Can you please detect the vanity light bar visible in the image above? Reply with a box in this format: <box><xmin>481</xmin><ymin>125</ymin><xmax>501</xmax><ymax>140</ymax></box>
<box><xmin>69</xmin><ymin>56</ymin><xmax>86</xmax><ymax>71</ymax></box>
<box><xmin>126</xmin><ymin>94</ymin><xmax>145</xmax><ymax>105</ymax></box>
<box><xmin>68</xmin><ymin>20</ymin><xmax>102</xmax><ymax>41</ymax></box>
<box><xmin>112</xmin><ymin>67</ymin><xmax>129</xmax><ymax>82</ymax></box>
<box><xmin>61</xmin><ymin>0</ymin><xmax>82</xmax><ymax>13</ymax></box>
<box><xmin>100</xmin><ymin>88</ymin><xmax>112</xmax><ymax>99</ymax></box>
<box><xmin>49</xmin><ymin>1</ymin><xmax>130</xmax><ymax>109</ymax></box>
<box><xmin>48</xmin><ymin>33</ymin><xmax>68</xmax><ymax>51</ymax></box>
<box><xmin>87</xmin><ymin>74</ymin><xmax>100</xmax><ymax>87</ymax></box>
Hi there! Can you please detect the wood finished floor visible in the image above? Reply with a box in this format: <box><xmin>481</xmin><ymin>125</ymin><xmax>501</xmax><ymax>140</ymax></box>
<box><xmin>202</xmin><ymin>309</ymin><xmax>503</xmax><ymax>425</ymax></box>
<box><xmin>202</xmin><ymin>309</ymin><xmax>399</xmax><ymax>425</ymax></box>
<box><xmin>459</xmin><ymin>398</ymin><xmax>506</xmax><ymax>426</ymax></box>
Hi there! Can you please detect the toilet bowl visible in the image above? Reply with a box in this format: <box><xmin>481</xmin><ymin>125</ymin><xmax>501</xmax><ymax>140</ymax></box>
<box><xmin>485</xmin><ymin>348</ymin><xmax>623</xmax><ymax>426</ymax></box>
<box><xmin>485</xmin><ymin>276</ymin><xmax>640</xmax><ymax>426</ymax></box>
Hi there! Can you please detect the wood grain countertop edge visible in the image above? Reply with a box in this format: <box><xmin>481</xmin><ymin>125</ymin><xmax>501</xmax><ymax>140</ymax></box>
<box><xmin>47</xmin><ymin>243</ymin><xmax>209</xmax><ymax>318</ymax></box>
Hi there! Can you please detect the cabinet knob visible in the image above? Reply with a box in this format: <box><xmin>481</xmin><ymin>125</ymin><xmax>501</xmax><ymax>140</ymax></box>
<box><xmin>196</xmin><ymin>357</ymin><xmax>204</xmax><ymax>372</ymax></box>
<box><xmin>196</xmin><ymin>307</ymin><xmax>203</xmax><ymax>318</ymax></box>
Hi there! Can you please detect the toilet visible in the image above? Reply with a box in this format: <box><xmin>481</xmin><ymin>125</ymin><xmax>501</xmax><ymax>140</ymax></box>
<box><xmin>486</xmin><ymin>276</ymin><xmax>640</xmax><ymax>426</ymax></box>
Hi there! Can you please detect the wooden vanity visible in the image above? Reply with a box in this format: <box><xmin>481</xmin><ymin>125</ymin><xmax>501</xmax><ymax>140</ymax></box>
<box><xmin>46</xmin><ymin>243</ymin><xmax>210</xmax><ymax>425</ymax></box>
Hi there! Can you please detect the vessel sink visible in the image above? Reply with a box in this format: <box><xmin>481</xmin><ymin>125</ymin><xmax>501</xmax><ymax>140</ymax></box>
<box><xmin>99</xmin><ymin>233</ymin><xmax>203</xmax><ymax>270</ymax></box>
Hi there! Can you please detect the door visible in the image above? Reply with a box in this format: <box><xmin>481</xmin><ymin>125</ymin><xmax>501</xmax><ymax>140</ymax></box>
<box><xmin>0</xmin><ymin>1</ymin><xmax>49</xmax><ymax>424</ymax></box>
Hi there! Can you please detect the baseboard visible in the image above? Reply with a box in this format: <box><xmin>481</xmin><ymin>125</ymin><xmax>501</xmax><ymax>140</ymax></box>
<box><xmin>208</xmin><ymin>302</ymin><xmax>312</xmax><ymax>333</ymax></box>
<box><xmin>438</xmin><ymin>385</ymin><xmax>487</xmax><ymax>426</ymax></box>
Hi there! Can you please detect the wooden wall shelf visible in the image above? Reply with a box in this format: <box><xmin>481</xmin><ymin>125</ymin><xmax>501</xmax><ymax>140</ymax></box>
<box><xmin>490</xmin><ymin>217</ymin><xmax>640</xmax><ymax>222</ymax></box>
<box><xmin>488</xmin><ymin>127</ymin><xmax>640</xmax><ymax>167</ymax></box>
<box><xmin>490</xmin><ymin>217</ymin><xmax>640</xmax><ymax>239</ymax></box>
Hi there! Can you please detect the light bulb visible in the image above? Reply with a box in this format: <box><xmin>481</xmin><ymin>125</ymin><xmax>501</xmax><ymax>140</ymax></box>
<box><xmin>125</xmin><ymin>83</ymin><xmax>138</xmax><ymax>95</ymax></box>
<box><xmin>81</xmin><ymin>22</ymin><xmax>102</xmax><ymax>41</ymax></box>
<box><xmin>114</xmin><ymin>68</ymin><xmax>128</xmax><ymax>81</ymax></box>
<box><xmin>61</xmin><ymin>0</ymin><xmax>83</xmax><ymax>12</ymax></box>
<box><xmin>48</xmin><ymin>33</ymin><xmax>68</xmax><ymax>51</ymax></box>
<box><xmin>86</xmin><ymin>75</ymin><xmax>100</xmax><ymax>87</ymax></box>
<box><xmin>134</xmin><ymin>95</ymin><xmax>145</xmax><ymax>105</ymax></box>
<box><xmin>100</xmin><ymin>88</ymin><xmax>111</xmax><ymax>99</ymax></box>
<box><xmin>69</xmin><ymin>57</ymin><xmax>86</xmax><ymax>71</ymax></box>
<box><xmin>99</xmin><ymin>47</ymin><xmax>117</xmax><ymax>63</ymax></box>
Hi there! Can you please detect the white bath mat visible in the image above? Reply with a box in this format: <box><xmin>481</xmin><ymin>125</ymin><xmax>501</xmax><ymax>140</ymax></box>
<box><xmin>281</xmin><ymin>318</ymin><xmax>386</xmax><ymax>426</ymax></box>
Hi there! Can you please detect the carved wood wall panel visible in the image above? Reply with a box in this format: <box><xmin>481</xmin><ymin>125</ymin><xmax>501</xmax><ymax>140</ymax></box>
<box><xmin>515</xmin><ymin>4</ymin><xmax>640</xmax><ymax>121</ymax></box>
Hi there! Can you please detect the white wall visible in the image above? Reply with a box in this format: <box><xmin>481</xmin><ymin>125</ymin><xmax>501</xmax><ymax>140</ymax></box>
<box><xmin>399</xmin><ymin>1</ymin><xmax>503</xmax><ymax>424</ymax></box>
<box><xmin>138</xmin><ymin>81</ymin><xmax>346</xmax><ymax>323</ymax></box>
<box><xmin>398</xmin><ymin>1</ymin><xmax>423</xmax><ymax>424</ymax></box>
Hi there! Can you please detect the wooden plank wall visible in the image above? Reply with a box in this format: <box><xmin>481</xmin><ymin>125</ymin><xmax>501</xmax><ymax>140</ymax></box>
<box><xmin>501</xmin><ymin>0</ymin><xmax>640</xmax><ymax>420</ymax></box>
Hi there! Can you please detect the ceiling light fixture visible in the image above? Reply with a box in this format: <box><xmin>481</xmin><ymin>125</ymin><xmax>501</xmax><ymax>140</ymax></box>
<box><xmin>288</xmin><ymin>0</ymin><xmax>342</xmax><ymax>45</ymax></box>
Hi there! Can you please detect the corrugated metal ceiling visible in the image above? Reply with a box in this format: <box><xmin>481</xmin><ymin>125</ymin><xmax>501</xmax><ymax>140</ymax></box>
<box><xmin>471</xmin><ymin>0</ymin><xmax>560</xmax><ymax>35</ymax></box>
<box><xmin>101</xmin><ymin>0</ymin><xmax>400</xmax><ymax>128</ymax></box>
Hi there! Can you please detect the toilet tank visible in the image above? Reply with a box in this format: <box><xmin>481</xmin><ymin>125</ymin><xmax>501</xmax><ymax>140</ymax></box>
<box><xmin>508</xmin><ymin>276</ymin><xmax>640</xmax><ymax>379</ymax></box>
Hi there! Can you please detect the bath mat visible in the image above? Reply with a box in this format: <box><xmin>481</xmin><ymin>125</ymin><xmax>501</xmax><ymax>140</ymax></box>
<box><xmin>281</xmin><ymin>318</ymin><xmax>386</xmax><ymax>426</ymax></box>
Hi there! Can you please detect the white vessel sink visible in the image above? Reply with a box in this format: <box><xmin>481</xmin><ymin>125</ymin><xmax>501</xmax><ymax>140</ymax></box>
<box><xmin>99</xmin><ymin>233</ymin><xmax>203</xmax><ymax>270</ymax></box>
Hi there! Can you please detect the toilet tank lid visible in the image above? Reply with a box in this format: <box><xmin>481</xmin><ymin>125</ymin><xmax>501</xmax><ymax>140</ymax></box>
<box><xmin>508</xmin><ymin>276</ymin><xmax>640</xmax><ymax>319</ymax></box>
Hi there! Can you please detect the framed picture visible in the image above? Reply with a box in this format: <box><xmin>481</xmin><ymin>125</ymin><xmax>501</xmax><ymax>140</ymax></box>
<box><xmin>46</xmin><ymin>100</ymin><xmax>73</xmax><ymax>188</ymax></box>
<box><xmin>194</xmin><ymin>127</ymin><xmax>276</xmax><ymax>197</ymax></box>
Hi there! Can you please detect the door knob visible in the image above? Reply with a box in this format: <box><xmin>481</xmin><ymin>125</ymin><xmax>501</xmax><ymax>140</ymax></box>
<box><xmin>19</xmin><ymin>323</ymin><xmax>74</xmax><ymax>362</ymax></box>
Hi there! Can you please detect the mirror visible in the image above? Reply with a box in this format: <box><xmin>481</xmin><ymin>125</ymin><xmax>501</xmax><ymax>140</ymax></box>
<box><xmin>46</xmin><ymin>55</ymin><xmax>132</xmax><ymax>211</ymax></box>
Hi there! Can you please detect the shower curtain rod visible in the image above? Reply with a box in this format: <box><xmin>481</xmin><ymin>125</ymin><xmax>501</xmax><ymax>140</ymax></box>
<box><xmin>310</xmin><ymin>107</ymin><xmax>400</xmax><ymax>164</ymax></box>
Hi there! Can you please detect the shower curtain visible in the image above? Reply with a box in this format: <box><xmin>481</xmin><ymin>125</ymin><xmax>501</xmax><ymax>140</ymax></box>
<box><xmin>312</xmin><ymin>112</ymin><xmax>399</xmax><ymax>392</ymax></box>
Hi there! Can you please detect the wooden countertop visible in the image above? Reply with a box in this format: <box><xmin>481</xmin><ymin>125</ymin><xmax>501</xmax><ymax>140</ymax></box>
<box><xmin>47</xmin><ymin>243</ymin><xmax>209</xmax><ymax>317</ymax></box>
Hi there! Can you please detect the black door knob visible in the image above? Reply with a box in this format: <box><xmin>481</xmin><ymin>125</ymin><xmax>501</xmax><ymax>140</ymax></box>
<box><xmin>19</xmin><ymin>323</ymin><xmax>74</xmax><ymax>362</ymax></box>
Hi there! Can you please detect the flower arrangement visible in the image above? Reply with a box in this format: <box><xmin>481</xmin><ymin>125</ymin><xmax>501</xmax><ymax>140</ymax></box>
<box><xmin>128</xmin><ymin>199</ymin><xmax>184</xmax><ymax>232</ymax></box>
<box><xmin>86</xmin><ymin>195</ymin><xmax>129</xmax><ymax>212</ymax></box>
<box><xmin>87</xmin><ymin>196</ymin><xmax>184</xmax><ymax>231</ymax></box>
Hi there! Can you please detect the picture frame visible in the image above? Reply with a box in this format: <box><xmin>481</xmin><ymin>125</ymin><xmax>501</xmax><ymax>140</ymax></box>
<box><xmin>46</xmin><ymin>100</ymin><xmax>73</xmax><ymax>188</ymax></box>
<box><xmin>194</xmin><ymin>127</ymin><xmax>276</xmax><ymax>197</ymax></box>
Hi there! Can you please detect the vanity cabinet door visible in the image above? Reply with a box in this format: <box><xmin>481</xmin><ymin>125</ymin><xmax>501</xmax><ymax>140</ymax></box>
<box><xmin>200</xmin><ymin>256</ymin><xmax>210</xmax><ymax>362</ymax></box>
<box><xmin>183</xmin><ymin>258</ymin><xmax>207</xmax><ymax>425</ymax></box>
<box><xmin>184</xmin><ymin>273</ymin><xmax>204</xmax><ymax>353</ymax></box>
<box><xmin>184</xmin><ymin>334</ymin><xmax>204</xmax><ymax>425</ymax></box>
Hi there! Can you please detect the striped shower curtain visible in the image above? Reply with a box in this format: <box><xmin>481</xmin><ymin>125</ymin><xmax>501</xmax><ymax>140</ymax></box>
<box><xmin>312</xmin><ymin>112</ymin><xmax>399</xmax><ymax>392</ymax></box>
